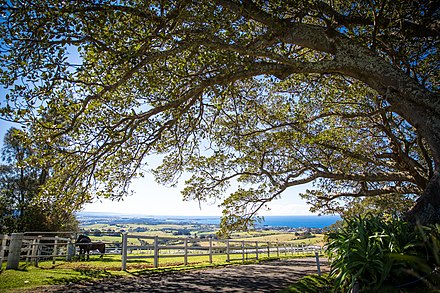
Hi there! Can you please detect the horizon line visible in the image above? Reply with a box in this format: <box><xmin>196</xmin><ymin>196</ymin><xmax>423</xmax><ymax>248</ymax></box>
<box><xmin>77</xmin><ymin>211</ymin><xmax>340</xmax><ymax>217</ymax></box>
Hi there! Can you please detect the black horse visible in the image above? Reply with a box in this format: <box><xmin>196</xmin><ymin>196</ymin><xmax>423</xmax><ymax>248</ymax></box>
<box><xmin>75</xmin><ymin>235</ymin><xmax>105</xmax><ymax>261</ymax></box>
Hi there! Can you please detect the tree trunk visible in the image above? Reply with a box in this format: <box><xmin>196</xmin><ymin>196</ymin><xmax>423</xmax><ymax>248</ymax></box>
<box><xmin>406</xmin><ymin>169</ymin><xmax>440</xmax><ymax>225</ymax></box>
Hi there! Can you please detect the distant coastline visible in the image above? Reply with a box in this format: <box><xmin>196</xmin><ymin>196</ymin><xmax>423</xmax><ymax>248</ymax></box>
<box><xmin>258</xmin><ymin>215</ymin><xmax>341</xmax><ymax>228</ymax></box>
<box><xmin>77</xmin><ymin>212</ymin><xmax>341</xmax><ymax>229</ymax></box>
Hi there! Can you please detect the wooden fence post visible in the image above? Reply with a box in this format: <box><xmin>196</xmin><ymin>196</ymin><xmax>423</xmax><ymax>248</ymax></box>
<box><xmin>241</xmin><ymin>241</ymin><xmax>245</xmax><ymax>262</ymax></box>
<box><xmin>226</xmin><ymin>240</ymin><xmax>230</xmax><ymax>262</ymax></box>
<box><xmin>255</xmin><ymin>241</ymin><xmax>258</xmax><ymax>260</ymax></box>
<box><xmin>28</xmin><ymin>238</ymin><xmax>39</xmax><ymax>265</ymax></box>
<box><xmin>209</xmin><ymin>237</ymin><xmax>213</xmax><ymax>263</ymax></box>
<box><xmin>0</xmin><ymin>235</ymin><xmax>8</xmax><ymax>267</ymax></box>
<box><xmin>66</xmin><ymin>240</ymin><xmax>75</xmax><ymax>261</ymax></box>
<box><xmin>267</xmin><ymin>242</ymin><xmax>270</xmax><ymax>258</ymax></box>
<box><xmin>26</xmin><ymin>239</ymin><xmax>34</xmax><ymax>263</ymax></box>
<box><xmin>35</xmin><ymin>236</ymin><xmax>41</xmax><ymax>267</ymax></box>
<box><xmin>7</xmin><ymin>233</ymin><xmax>24</xmax><ymax>270</ymax></box>
<box><xmin>276</xmin><ymin>242</ymin><xmax>280</xmax><ymax>257</ymax></box>
<box><xmin>52</xmin><ymin>236</ymin><xmax>59</xmax><ymax>264</ymax></box>
<box><xmin>184</xmin><ymin>238</ymin><xmax>188</xmax><ymax>266</ymax></box>
<box><xmin>315</xmin><ymin>251</ymin><xmax>321</xmax><ymax>276</ymax></box>
<box><xmin>121</xmin><ymin>232</ymin><xmax>128</xmax><ymax>271</ymax></box>
<box><xmin>153</xmin><ymin>236</ymin><xmax>159</xmax><ymax>268</ymax></box>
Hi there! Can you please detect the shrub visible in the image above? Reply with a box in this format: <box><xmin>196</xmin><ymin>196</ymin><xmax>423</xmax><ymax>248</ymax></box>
<box><xmin>326</xmin><ymin>214</ymin><xmax>440</xmax><ymax>292</ymax></box>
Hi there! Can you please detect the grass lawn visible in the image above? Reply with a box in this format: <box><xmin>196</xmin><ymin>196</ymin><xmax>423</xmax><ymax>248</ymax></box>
<box><xmin>0</xmin><ymin>264</ymin><xmax>126</xmax><ymax>291</ymax></box>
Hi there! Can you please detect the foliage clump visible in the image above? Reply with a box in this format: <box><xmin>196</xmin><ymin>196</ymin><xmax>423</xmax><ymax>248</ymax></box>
<box><xmin>0</xmin><ymin>128</ymin><xmax>79</xmax><ymax>233</ymax></box>
<box><xmin>326</xmin><ymin>214</ymin><xmax>440</xmax><ymax>292</ymax></box>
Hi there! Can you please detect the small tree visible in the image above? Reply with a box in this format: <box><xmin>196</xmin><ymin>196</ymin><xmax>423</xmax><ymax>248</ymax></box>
<box><xmin>0</xmin><ymin>128</ymin><xmax>79</xmax><ymax>233</ymax></box>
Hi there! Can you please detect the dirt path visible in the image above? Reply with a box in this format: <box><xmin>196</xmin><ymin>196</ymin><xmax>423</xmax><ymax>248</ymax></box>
<box><xmin>43</xmin><ymin>258</ymin><xmax>329</xmax><ymax>293</ymax></box>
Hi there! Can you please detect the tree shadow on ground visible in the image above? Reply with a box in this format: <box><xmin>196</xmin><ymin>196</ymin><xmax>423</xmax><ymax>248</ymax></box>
<box><xmin>48</xmin><ymin>258</ymin><xmax>330</xmax><ymax>293</ymax></box>
<box><xmin>45</xmin><ymin>269</ymin><xmax>114</xmax><ymax>285</ymax></box>
<box><xmin>280</xmin><ymin>274</ymin><xmax>333</xmax><ymax>293</ymax></box>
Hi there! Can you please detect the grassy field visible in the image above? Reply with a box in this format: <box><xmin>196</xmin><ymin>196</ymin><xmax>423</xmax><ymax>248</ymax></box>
<box><xmin>76</xmin><ymin>224</ymin><xmax>326</xmax><ymax>255</ymax></box>
<box><xmin>83</xmin><ymin>234</ymin><xmax>325</xmax><ymax>254</ymax></box>
<box><xmin>0</xmin><ymin>262</ymin><xmax>127</xmax><ymax>291</ymax></box>
<box><xmin>234</xmin><ymin>233</ymin><xmax>325</xmax><ymax>245</ymax></box>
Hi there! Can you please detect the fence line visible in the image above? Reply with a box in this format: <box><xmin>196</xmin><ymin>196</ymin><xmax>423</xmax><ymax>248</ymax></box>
<box><xmin>121</xmin><ymin>233</ymin><xmax>322</xmax><ymax>271</ymax></box>
<box><xmin>0</xmin><ymin>233</ymin><xmax>80</xmax><ymax>268</ymax></box>
<box><xmin>1</xmin><ymin>232</ymin><xmax>323</xmax><ymax>271</ymax></box>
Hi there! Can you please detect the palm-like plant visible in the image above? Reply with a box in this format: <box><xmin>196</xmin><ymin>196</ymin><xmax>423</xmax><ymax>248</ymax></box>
<box><xmin>326</xmin><ymin>214</ymin><xmax>439</xmax><ymax>291</ymax></box>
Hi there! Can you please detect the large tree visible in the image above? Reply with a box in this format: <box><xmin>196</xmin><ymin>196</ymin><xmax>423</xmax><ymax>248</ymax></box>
<box><xmin>0</xmin><ymin>0</ymin><xmax>438</xmax><ymax>231</ymax></box>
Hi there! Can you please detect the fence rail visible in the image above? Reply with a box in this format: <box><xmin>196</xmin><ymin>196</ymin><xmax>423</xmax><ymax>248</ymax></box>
<box><xmin>121</xmin><ymin>233</ymin><xmax>322</xmax><ymax>271</ymax></box>
<box><xmin>0</xmin><ymin>233</ymin><xmax>79</xmax><ymax>268</ymax></box>
<box><xmin>1</xmin><ymin>232</ymin><xmax>323</xmax><ymax>272</ymax></box>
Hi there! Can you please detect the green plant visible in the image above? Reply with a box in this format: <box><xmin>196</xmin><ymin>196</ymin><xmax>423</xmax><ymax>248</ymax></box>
<box><xmin>327</xmin><ymin>214</ymin><xmax>413</xmax><ymax>291</ymax></box>
<box><xmin>327</xmin><ymin>214</ymin><xmax>440</xmax><ymax>292</ymax></box>
<box><xmin>397</xmin><ymin>223</ymin><xmax>440</xmax><ymax>290</ymax></box>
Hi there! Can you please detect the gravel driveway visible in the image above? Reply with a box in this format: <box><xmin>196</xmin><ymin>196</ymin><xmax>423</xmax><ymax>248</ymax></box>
<box><xmin>40</xmin><ymin>258</ymin><xmax>329</xmax><ymax>293</ymax></box>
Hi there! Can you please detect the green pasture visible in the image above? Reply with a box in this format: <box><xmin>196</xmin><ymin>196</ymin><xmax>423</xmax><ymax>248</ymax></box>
<box><xmin>0</xmin><ymin>262</ymin><xmax>127</xmax><ymax>292</ymax></box>
<box><xmin>83</xmin><ymin>223</ymin><xmax>208</xmax><ymax>236</ymax></box>
<box><xmin>80</xmin><ymin>222</ymin><xmax>316</xmax><ymax>241</ymax></box>
<box><xmin>233</xmin><ymin>233</ymin><xmax>325</xmax><ymax>245</ymax></box>
<box><xmin>81</xmin><ymin>229</ymin><xmax>324</xmax><ymax>247</ymax></box>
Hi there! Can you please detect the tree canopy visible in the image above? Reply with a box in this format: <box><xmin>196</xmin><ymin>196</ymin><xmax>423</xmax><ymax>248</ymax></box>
<box><xmin>0</xmin><ymin>0</ymin><xmax>438</xmax><ymax>231</ymax></box>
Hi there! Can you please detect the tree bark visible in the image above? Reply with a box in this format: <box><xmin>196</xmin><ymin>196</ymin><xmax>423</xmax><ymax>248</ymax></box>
<box><xmin>406</xmin><ymin>170</ymin><xmax>440</xmax><ymax>225</ymax></box>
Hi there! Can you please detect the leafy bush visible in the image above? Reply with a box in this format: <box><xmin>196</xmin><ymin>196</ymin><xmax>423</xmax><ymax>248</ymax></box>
<box><xmin>326</xmin><ymin>214</ymin><xmax>440</xmax><ymax>292</ymax></box>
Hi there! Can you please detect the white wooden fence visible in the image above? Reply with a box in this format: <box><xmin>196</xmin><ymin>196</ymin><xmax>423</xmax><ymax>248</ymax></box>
<box><xmin>0</xmin><ymin>232</ymin><xmax>125</xmax><ymax>269</ymax></box>
<box><xmin>0</xmin><ymin>232</ymin><xmax>78</xmax><ymax>269</ymax></box>
<box><xmin>1</xmin><ymin>232</ymin><xmax>323</xmax><ymax>272</ymax></box>
<box><xmin>121</xmin><ymin>233</ymin><xmax>322</xmax><ymax>271</ymax></box>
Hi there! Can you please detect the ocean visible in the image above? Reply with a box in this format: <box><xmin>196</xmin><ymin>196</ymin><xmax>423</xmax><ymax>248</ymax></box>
<box><xmin>146</xmin><ymin>215</ymin><xmax>341</xmax><ymax>228</ymax></box>
<box><xmin>78</xmin><ymin>212</ymin><xmax>341</xmax><ymax>229</ymax></box>
<box><xmin>258</xmin><ymin>215</ymin><xmax>341</xmax><ymax>228</ymax></box>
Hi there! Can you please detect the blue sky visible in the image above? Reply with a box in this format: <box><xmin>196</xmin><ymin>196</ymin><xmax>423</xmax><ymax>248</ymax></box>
<box><xmin>0</xmin><ymin>115</ymin><xmax>313</xmax><ymax>216</ymax></box>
